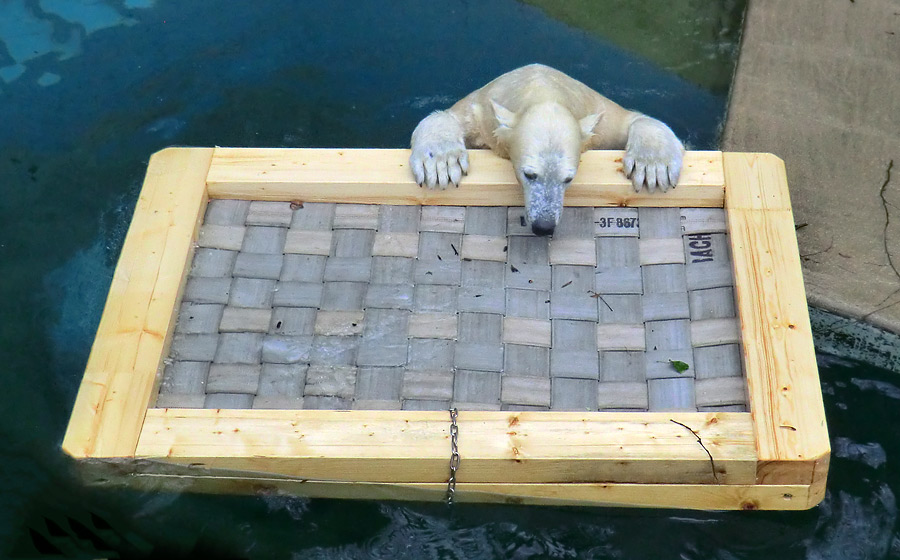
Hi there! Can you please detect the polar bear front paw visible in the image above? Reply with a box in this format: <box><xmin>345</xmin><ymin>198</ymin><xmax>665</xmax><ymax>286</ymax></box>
<box><xmin>623</xmin><ymin>116</ymin><xmax>685</xmax><ymax>193</ymax></box>
<box><xmin>409</xmin><ymin>110</ymin><xmax>469</xmax><ymax>189</ymax></box>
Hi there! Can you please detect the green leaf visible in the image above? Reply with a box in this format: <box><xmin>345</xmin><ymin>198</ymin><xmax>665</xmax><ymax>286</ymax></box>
<box><xmin>669</xmin><ymin>360</ymin><xmax>690</xmax><ymax>374</ymax></box>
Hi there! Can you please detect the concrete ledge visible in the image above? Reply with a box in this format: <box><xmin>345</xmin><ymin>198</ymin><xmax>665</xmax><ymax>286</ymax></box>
<box><xmin>723</xmin><ymin>0</ymin><xmax>900</xmax><ymax>335</ymax></box>
<box><xmin>810</xmin><ymin>308</ymin><xmax>900</xmax><ymax>373</ymax></box>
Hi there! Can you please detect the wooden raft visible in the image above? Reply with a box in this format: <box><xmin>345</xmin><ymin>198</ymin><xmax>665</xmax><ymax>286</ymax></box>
<box><xmin>62</xmin><ymin>148</ymin><xmax>829</xmax><ymax>510</ymax></box>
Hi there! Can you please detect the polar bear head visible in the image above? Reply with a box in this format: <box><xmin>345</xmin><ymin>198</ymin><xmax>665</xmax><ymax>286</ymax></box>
<box><xmin>492</xmin><ymin>100</ymin><xmax>600</xmax><ymax>236</ymax></box>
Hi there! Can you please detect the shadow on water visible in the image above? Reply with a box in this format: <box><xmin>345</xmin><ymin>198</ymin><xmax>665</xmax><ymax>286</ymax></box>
<box><xmin>2</xmin><ymin>1</ymin><xmax>899</xmax><ymax>558</ymax></box>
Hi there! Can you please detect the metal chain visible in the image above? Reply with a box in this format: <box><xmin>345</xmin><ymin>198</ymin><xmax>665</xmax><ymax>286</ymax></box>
<box><xmin>446</xmin><ymin>407</ymin><xmax>460</xmax><ymax>505</ymax></box>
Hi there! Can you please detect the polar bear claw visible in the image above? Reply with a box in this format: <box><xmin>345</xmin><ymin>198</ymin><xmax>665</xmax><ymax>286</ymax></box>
<box><xmin>409</xmin><ymin>110</ymin><xmax>469</xmax><ymax>189</ymax></box>
<box><xmin>623</xmin><ymin>116</ymin><xmax>684</xmax><ymax>193</ymax></box>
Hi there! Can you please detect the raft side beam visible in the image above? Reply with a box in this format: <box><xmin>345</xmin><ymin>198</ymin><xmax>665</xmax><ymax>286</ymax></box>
<box><xmin>135</xmin><ymin>409</ymin><xmax>756</xmax><ymax>485</ymax></box>
<box><xmin>62</xmin><ymin>148</ymin><xmax>213</xmax><ymax>458</ymax></box>
<box><xmin>205</xmin><ymin>148</ymin><xmax>726</xmax><ymax>207</ymax></box>
<box><xmin>724</xmin><ymin>152</ymin><xmax>830</xmax><ymax>506</ymax></box>
<box><xmin>78</xmin><ymin>464</ymin><xmax>811</xmax><ymax>511</ymax></box>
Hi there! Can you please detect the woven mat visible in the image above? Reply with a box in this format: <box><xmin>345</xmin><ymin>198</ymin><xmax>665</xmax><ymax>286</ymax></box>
<box><xmin>156</xmin><ymin>200</ymin><xmax>747</xmax><ymax>412</ymax></box>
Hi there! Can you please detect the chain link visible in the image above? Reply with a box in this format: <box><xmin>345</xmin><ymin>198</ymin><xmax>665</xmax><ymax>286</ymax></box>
<box><xmin>446</xmin><ymin>407</ymin><xmax>460</xmax><ymax>505</ymax></box>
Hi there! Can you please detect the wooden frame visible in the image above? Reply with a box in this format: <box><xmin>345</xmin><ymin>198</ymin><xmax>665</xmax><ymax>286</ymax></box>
<box><xmin>62</xmin><ymin>148</ymin><xmax>829</xmax><ymax>510</ymax></box>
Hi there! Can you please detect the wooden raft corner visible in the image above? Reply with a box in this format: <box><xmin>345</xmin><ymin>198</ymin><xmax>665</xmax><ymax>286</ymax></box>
<box><xmin>62</xmin><ymin>147</ymin><xmax>214</xmax><ymax>459</ymax></box>
<box><xmin>722</xmin><ymin>152</ymin><xmax>792</xmax><ymax>211</ymax></box>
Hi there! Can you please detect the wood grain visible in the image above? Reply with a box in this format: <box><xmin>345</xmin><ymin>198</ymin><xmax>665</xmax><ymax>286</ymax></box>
<box><xmin>63</xmin><ymin>148</ymin><xmax>214</xmax><ymax>458</ymax></box>
<box><xmin>207</xmin><ymin>148</ymin><xmax>725</xmax><ymax>207</ymax></box>
<box><xmin>79</xmin><ymin>462</ymin><xmax>818</xmax><ymax>509</ymax></box>
<box><xmin>136</xmin><ymin>409</ymin><xmax>756</xmax><ymax>484</ymax></box>
<box><xmin>724</xmin><ymin>153</ymin><xmax>830</xmax><ymax>484</ymax></box>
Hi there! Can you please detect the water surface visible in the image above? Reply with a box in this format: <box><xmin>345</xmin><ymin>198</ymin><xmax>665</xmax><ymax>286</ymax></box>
<box><xmin>4</xmin><ymin>2</ymin><xmax>897</xmax><ymax>558</ymax></box>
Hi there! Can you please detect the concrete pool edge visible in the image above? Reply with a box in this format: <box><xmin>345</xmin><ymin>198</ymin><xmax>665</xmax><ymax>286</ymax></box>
<box><xmin>809</xmin><ymin>307</ymin><xmax>900</xmax><ymax>374</ymax></box>
<box><xmin>723</xmin><ymin>0</ymin><xmax>900</xmax><ymax>342</ymax></box>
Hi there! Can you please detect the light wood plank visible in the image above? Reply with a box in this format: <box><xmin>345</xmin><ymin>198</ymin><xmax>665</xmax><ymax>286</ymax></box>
<box><xmin>63</xmin><ymin>148</ymin><xmax>214</xmax><ymax>458</ymax></box>
<box><xmin>136</xmin><ymin>409</ymin><xmax>756</xmax><ymax>484</ymax></box>
<box><xmin>207</xmin><ymin>148</ymin><xmax>725</xmax><ymax>207</ymax></box>
<box><xmin>723</xmin><ymin>152</ymin><xmax>792</xmax><ymax>210</ymax></box>
<box><xmin>724</xmin><ymin>153</ymin><xmax>830</xmax><ymax>484</ymax></box>
<box><xmin>80</xmin><ymin>460</ymin><xmax>822</xmax><ymax>511</ymax></box>
<box><xmin>79</xmin><ymin>462</ymin><xmax>818</xmax><ymax>510</ymax></box>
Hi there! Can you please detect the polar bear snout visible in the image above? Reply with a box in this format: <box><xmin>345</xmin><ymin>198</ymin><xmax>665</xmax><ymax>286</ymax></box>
<box><xmin>531</xmin><ymin>218</ymin><xmax>555</xmax><ymax>237</ymax></box>
<box><xmin>523</xmin><ymin>181</ymin><xmax>565</xmax><ymax>237</ymax></box>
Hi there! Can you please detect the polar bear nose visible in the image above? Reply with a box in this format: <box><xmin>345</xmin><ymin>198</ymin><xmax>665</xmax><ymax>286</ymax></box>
<box><xmin>531</xmin><ymin>218</ymin><xmax>555</xmax><ymax>236</ymax></box>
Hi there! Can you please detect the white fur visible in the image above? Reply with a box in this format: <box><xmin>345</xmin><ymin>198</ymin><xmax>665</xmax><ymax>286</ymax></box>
<box><xmin>409</xmin><ymin>110</ymin><xmax>469</xmax><ymax>189</ymax></box>
<box><xmin>409</xmin><ymin>64</ymin><xmax>684</xmax><ymax>229</ymax></box>
<box><xmin>623</xmin><ymin>116</ymin><xmax>683</xmax><ymax>193</ymax></box>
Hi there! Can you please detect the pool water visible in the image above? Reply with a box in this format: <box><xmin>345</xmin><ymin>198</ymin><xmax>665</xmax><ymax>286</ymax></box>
<box><xmin>2</xmin><ymin>1</ymin><xmax>898</xmax><ymax>558</ymax></box>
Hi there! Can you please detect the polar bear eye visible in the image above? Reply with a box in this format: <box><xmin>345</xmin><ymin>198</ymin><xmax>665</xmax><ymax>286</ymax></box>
<box><xmin>563</xmin><ymin>176</ymin><xmax>574</xmax><ymax>184</ymax></box>
<box><xmin>524</xmin><ymin>171</ymin><xmax>538</xmax><ymax>181</ymax></box>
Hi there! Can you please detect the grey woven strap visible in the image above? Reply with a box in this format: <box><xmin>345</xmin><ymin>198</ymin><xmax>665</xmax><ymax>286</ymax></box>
<box><xmin>157</xmin><ymin>201</ymin><xmax>746</xmax><ymax>412</ymax></box>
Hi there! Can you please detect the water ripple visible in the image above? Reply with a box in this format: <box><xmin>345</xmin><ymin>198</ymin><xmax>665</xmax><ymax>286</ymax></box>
<box><xmin>833</xmin><ymin>437</ymin><xmax>888</xmax><ymax>469</ymax></box>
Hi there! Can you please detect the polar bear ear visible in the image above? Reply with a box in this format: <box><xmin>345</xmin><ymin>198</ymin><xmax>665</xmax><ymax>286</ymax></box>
<box><xmin>490</xmin><ymin>99</ymin><xmax>518</xmax><ymax>130</ymax></box>
<box><xmin>579</xmin><ymin>113</ymin><xmax>602</xmax><ymax>143</ymax></box>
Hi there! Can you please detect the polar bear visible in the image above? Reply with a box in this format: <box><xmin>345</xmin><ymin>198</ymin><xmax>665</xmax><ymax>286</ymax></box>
<box><xmin>409</xmin><ymin>64</ymin><xmax>684</xmax><ymax>236</ymax></box>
